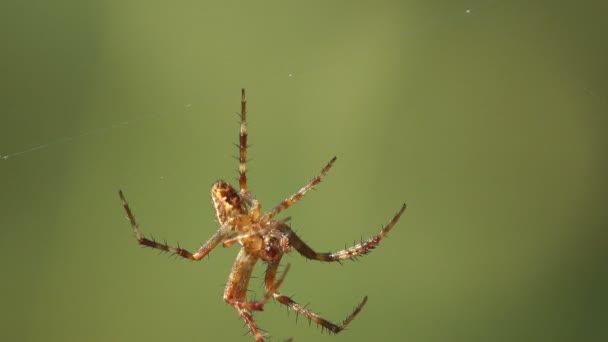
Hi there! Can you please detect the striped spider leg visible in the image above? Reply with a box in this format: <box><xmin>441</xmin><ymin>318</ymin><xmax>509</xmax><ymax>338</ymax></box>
<box><xmin>119</xmin><ymin>89</ymin><xmax>407</xmax><ymax>341</ymax></box>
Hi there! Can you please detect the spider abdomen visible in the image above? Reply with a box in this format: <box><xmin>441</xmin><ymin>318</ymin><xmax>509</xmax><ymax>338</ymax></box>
<box><xmin>211</xmin><ymin>180</ymin><xmax>247</xmax><ymax>225</ymax></box>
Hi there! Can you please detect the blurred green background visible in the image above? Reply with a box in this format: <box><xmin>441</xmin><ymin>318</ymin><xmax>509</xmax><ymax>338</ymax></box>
<box><xmin>1</xmin><ymin>0</ymin><xmax>606</xmax><ymax>341</ymax></box>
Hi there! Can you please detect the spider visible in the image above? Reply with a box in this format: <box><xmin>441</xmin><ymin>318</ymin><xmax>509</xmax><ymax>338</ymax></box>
<box><xmin>119</xmin><ymin>89</ymin><xmax>406</xmax><ymax>342</ymax></box>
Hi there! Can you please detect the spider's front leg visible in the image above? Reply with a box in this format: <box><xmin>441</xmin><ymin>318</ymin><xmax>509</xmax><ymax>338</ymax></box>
<box><xmin>264</xmin><ymin>259</ymin><xmax>368</xmax><ymax>334</ymax></box>
<box><xmin>240</xmin><ymin>190</ymin><xmax>262</xmax><ymax>221</ymax></box>
<box><xmin>260</xmin><ymin>156</ymin><xmax>337</xmax><ymax>223</ymax></box>
<box><xmin>287</xmin><ymin>203</ymin><xmax>406</xmax><ymax>262</ymax></box>
<box><xmin>119</xmin><ymin>190</ymin><xmax>231</xmax><ymax>260</ymax></box>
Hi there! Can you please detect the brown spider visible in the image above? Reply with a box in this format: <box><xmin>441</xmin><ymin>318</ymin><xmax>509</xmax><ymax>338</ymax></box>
<box><xmin>119</xmin><ymin>89</ymin><xmax>406</xmax><ymax>341</ymax></box>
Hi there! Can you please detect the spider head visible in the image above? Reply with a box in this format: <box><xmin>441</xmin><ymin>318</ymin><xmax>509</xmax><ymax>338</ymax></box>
<box><xmin>211</xmin><ymin>180</ymin><xmax>247</xmax><ymax>225</ymax></box>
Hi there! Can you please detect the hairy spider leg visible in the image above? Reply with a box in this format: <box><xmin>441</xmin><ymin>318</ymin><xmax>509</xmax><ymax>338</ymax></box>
<box><xmin>264</xmin><ymin>258</ymin><xmax>368</xmax><ymax>334</ymax></box>
<box><xmin>224</xmin><ymin>248</ymin><xmax>291</xmax><ymax>342</ymax></box>
<box><xmin>260</xmin><ymin>156</ymin><xmax>337</xmax><ymax>223</ymax></box>
<box><xmin>119</xmin><ymin>190</ymin><xmax>231</xmax><ymax>260</ymax></box>
<box><xmin>237</xmin><ymin>89</ymin><xmax>262</xmax><ymax>221</ymax></box>
<box><xmin>221</xmin><ymin>217</ymin><xmax>291</xmax><ymax>248</ymax></box>
<box><xmin>239</xmin><ymin>88</ymin><xmax>249</xmax><ymax>193</ymax></box>
<box><xmin>286</xmin><ymin>203</ymin><xmax>407</xmax><ymax>262</ymax></box>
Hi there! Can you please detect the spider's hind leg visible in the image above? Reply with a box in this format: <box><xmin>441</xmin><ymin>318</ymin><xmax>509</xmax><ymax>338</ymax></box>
<box><xmin>264</xmin><ymin>259</ymin><xmax>367</xmax><ymax>334</ymax></box>
<box><xmin>238</xmin><ymin>88</ymin><xmax>249</xmax><ymax>193</ymax></box>
<box><xmin>236</xmin><ymin>89</ymin><xmax>263</xmax><ymax>221</ymax></box>
<box><xmin>224</xmin><ymin>249</ymin><xmax>291</xmax><ymax>342</ymax></box>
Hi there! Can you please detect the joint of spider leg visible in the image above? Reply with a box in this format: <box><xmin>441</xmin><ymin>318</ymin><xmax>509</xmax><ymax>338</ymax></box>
<box><xmin>232</xmin><ymin>156</ymin><xmax>254</xmax><ymax>165</ymax></box>
<box><xmin>234</xmin><ymin>115</ymin><xmax>249</xmax><ymax>124</ymax></box>
<box><xmin>233</xmin><ymin>166</ymin><xmax>253</xmax><ymax>178</ymax></box>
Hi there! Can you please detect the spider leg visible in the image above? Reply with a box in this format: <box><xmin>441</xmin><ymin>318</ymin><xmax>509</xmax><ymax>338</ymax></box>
<box><xmin>286</xmin><ymin>203</ymin><xmax>406</xmax><ymax>262</ymax></box>
<box><xmin>236</xmin><ymin>89</ymin><xmax>263</xmax><ymax>221</ymax></box>
<box><xmin>221</xmin><ymin>219</ymin><xmax>290</xmax><ymax>248</ymax></box>
<box><xmin>223</xmin><ymin>248</ymin><xmax>264</xmax><ymax>341</ymax></box>
<box><xmin>221</xmin><ymin>232</ymin><xmax>241</xmax><ymax>248</ymax></box>
<box><xmin>225</xmin><ymin>249</ymin><xmax>291</xmax><ymax>310</ymax></box>
<box><xmin>222</xmin><ymin>229</ymin><xmax>263</xmax><ymax>248</ymax></box>
<box><xmin>241</xmin><ymin>190</ymin><xmax>262</xmax><ymax>221</ymax></box>
<box><xmin>224</xmin><ymin>249</ymin><xmax>290</xmax><ymax>342</ymax></box>
<box><xmin>276</xmin><ymin>292</ymin><xmax>368</xmax><ymax>334</ymax></box>
<box><xmin>239</xmin><ymin>88</ymin><xmax>249</xmax><ymax>193</ymax></box>
<box><xmin>119</xmin><ymin>190</ymin><xmax>231</xmax><ymax>260</ymax></box>
<box><xmin>265</xmin><ymin>259</ymin><xmax>367</xmax><ymax>334</ymax></box>
<box><xmin>263</xmin><ymin>259</ymin><xmax>286</xmax><ymax>294</ymax></box>
<box><xmin>261</xmin><ymin>263</ymin><xmax>290</xmax><ymax>303</ymax></box>
<box><xmin>260</xmin><ymin>157</ymin><xmax>337</xmax><ymax>223</ymax></box>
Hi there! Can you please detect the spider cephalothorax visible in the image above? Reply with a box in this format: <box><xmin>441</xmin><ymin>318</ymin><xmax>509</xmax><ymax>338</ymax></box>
<box><xmin>119</xmin><ymin>89</ymin><xmax>406</xmax><ymax>341</ymax></box>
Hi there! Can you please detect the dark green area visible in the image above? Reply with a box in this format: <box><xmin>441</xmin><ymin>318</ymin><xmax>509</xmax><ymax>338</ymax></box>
<box><xmin>1</xmin><ymin>1</ymin><xmax>606</xmax><ymax>341</ymax></box>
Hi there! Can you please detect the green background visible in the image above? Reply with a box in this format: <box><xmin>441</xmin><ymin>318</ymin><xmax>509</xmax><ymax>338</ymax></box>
<box><xmin>1</xmin><ymin>1</ymin><xmax>606</xmax><ymax>341</ymax></box>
